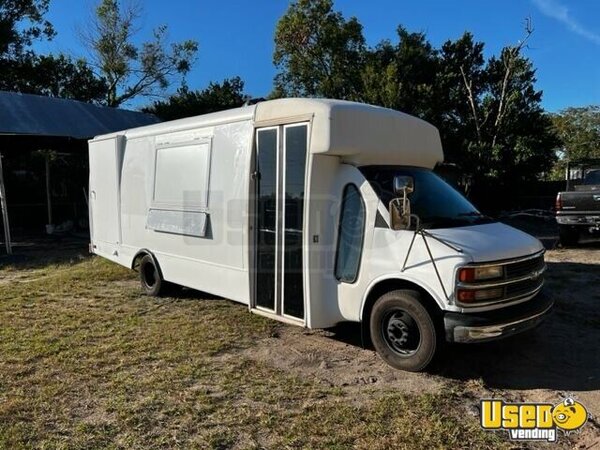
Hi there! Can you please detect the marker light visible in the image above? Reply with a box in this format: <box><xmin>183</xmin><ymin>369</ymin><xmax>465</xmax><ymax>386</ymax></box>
<box><xmin>457</xmin><ymin>288</ymin><xmax>504</xmax><ymax>303</ymax></box>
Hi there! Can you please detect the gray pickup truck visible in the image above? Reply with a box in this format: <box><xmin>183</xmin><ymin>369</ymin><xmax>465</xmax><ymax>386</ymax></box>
<box><xmin>555</xmin><ymin>160</ymin><xmax>600</xmax><ymax>245</ymax></box>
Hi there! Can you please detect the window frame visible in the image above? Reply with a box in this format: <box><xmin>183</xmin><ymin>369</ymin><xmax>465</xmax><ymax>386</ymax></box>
<box><xmin>334</xmin><ymin>183</ymin><xmax>366</xmax><ymax>284</ymax></box>
<box><xmin>151</xmin><ymin>137</ymin><xmax>213</xmax><ymax>213</ymax></box>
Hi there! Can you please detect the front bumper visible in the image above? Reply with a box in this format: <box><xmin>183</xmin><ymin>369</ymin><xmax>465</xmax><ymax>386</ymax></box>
<box><xmin>444</xmin><ymin>290</ymin><xmax>553</xmax><ymax>343</ymax></box>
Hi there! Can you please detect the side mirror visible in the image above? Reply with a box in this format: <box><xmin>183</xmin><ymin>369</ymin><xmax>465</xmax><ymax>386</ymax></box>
<box><xmin>390</xmin><ymin>175</ymin><xmax>414</xmax><ymax>230</ymax></box>
<box><xmin>393</xmin><ymin>175</ymin><xmax>414</xmax><ymax>195</ymax></box>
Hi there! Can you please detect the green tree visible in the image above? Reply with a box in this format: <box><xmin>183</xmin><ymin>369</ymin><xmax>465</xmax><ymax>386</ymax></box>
<box><xmin>436</xmin><ymin>32</ymin><xmax>486</xmax><ymax>167</ymax></box>
<box><xmin>273</xmin><ymin>0</ymin><xmax>365</xmax><ymax>99</ymax></box>
<box><xmin>144</xmin><ymin>77</ymin><xmax>247</xmax><ymax>121</ymax></box>
<box><xmin>0</xmin><ymin>0</ymin><xmax>108</xmax><ymax>102</ymax></box>
<box><xmin>272</xmin><ymin>2</ymin><xmax>558</xmax><ymax>184</ymax></box>
<box><xmin>0</xmin><ymin>0</ymin><xmax>54</xmax><ymax>58</ymax></box>
<box><xmin>552</xmin><ymin>106</ymin><xmax>600</xmax><ymax>161</ymax></box>
<box><xmin>82</xmin><ymin>0</ymin><xmax>198</xmax><ymax>107</ymax></box>
<box><xmin>439</xmin><ymin>27</ymin><xmax>559</xmax><ymax>181</ymax></box>
<box><xmin>3</xmin><ymin>54</ymin><xmax>108</xmax><ymax>103</ymax></box>
<box><xmin>0</xmin><ymin>0</ymin><xmax>54</xmax><ymax>89</ymax></box>
<box><xmin>362</xmin><ymin>27</ymin><xmax>439</xmax><ymax>119</ymax></box>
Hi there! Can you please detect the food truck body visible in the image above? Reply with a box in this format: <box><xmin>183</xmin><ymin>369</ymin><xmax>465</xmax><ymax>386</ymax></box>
<box><xmin>89</xmin><ymin>99</ymin><xmax>552</xmax><ymax>371</ymax></box>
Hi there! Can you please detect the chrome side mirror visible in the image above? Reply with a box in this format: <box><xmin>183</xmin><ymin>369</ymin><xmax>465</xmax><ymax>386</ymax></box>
<box><xmin>390</xmin><ymin>175</ymin><xmax>414</xmax><ymax>230</ymax></box>
<box><xmin>393</xmin><ymin>175</ymin><xmax>414</xmax><ymax>196</ymax></box>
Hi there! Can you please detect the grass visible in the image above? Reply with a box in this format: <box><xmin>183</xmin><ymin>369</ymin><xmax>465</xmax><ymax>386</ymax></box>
<box><xmin>0</xmin><ymin>250</ymin><xmax>507</xmax><ymax>449</ymax></box>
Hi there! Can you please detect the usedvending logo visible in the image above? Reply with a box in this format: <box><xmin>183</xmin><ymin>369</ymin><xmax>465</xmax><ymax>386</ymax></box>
<box><xmin>480</xmin><ymin>397</ymin><xmax>590</xmax><ymax>442</ymax></box>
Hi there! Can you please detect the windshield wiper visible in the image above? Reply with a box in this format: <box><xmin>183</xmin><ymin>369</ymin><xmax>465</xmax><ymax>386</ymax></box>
<box><xmin>457</xmin><ymin>211</ymin><xmax>495</xmax><ymax>222</ymax></box>
<box><xmin>457</xmin><ymin>211</ymin><xmax>484</xmax><ymax>217</ymax></box>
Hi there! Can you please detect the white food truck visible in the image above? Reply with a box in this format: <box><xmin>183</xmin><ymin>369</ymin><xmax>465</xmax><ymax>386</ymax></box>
<box><xmin>89</xmin><ymin>98</ymin><xmax>552</xmax><ymax>371</ymax></box>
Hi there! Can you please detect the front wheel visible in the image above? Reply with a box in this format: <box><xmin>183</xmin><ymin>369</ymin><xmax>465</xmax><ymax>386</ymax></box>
<box><xmin>369</xmin><ymin>290</ymin><xmax>439</xmax><ymax>372</ymax></box>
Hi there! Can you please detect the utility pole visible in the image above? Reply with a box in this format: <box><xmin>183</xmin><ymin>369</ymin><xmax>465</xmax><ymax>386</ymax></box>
<box><xmin>0</xmin><ymin>152</ymin><xmax>12</xmax><ymax>255</ymax></box>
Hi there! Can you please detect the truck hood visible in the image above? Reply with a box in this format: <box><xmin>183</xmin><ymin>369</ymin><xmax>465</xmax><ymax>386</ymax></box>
<box><xmin>427</xmin><ymin>222</ymin><xmax>544</xmax><ymax>262</ymax></box>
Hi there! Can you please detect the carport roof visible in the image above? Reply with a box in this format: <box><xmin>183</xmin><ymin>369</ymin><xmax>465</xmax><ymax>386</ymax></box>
<box><xmin>0</xmin><ymin>91</ymin><xmax>159</xmax><ymax>139</ymax></box>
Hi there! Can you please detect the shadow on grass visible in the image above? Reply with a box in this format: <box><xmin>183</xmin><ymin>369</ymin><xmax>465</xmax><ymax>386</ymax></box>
<box><xmin>0</xmin><ymin>236</ymin><xmax>90</xmax><ymax>270</ymax></box>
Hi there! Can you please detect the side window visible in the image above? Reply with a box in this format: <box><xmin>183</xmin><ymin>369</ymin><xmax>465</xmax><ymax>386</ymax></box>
<box><xmin>335</xmin><ymin>184</ymin><xmax>366</xmax><ymax>283</ymax></box>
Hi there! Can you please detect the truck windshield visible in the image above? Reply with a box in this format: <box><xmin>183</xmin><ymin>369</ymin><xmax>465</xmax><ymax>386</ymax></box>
<box><xmin>360</xmin><ymin>166</ymin><xmax>495</xmax><ymax>229</ymax></box>
<box><xmin>583</xmin><ymin>169</ymin><xmax>600</xmax><ymax>185</ymax></box>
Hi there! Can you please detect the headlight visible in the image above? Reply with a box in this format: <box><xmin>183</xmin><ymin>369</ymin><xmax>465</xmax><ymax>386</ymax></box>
<box><xmin>458</xmin><ymin>265</ymin><xmax>504</xmax><ymax>282</ymax></box>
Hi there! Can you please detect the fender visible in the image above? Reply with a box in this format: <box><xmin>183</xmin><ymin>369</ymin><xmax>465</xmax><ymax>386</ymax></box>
<box><xmin>131</xmin><ymin>248</ymin><xmax>164</xmax><ymax>279</ymax></box>
<box><xmin>358</xmin><ymin>273</ymin><xmax>449</xmax><ymax>348</ymax></box>
<box><xmin>359</xmin><ymin>273</ymin><xmax>448</xmax><ymax>322</ymax></box>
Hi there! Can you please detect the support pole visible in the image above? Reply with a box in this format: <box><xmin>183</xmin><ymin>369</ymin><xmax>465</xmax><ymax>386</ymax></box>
<box><xmin>0</xmin><ymin>152</ymin><xmax>12</xmax><ymax>255</ymax></box>
<box><xmin>45</xmin><ymin>152</ymin><xmax>53</xmax><ymax>229</ymax></box>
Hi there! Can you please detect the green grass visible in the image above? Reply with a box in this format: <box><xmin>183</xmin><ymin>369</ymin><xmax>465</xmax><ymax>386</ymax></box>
<box><xmin>0</xmin><ymin>253</ymin><xmax>507</xmax><ymax>449</ymax></box>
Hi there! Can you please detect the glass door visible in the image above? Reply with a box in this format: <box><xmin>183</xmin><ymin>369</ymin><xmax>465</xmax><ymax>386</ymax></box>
<box><xmin>254</xmin><ymin>124</ymin><xmax>308</xmax><ymax>320</ymax></box>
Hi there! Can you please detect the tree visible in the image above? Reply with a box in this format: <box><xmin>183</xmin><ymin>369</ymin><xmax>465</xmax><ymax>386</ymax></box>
<box><xmin>440</xmin><ymin>25</ymin><xmax>559</xmax><ymax>181</ymax></box>
<box><xmin>0</xmin><ymin>0</ymin><xmax>54</xmax><ymax>58</ymax></box>
<box><xmin>0</xmin><ymin>0</ymin><xmax>54</xmax><ymax>89</ymax></box>
<box><xmin>552</xmin><ymin>106</ymin><xmax>600</xmax><ymax>161</ymax></box>
<box><xmin>81</xmin><ymin>0</ymin><xmax>198</xmax><ymax>107</ymax></box>
<box><xmin>0</xmin><ymin>1</ymin><xmax>108</xmax><ymax>102</ymax></box>
<box><xmin>362</xmin><ymin>27</ymin><xmax>439</xmax><ymax>119</ymax></box>
<box><xmin>271</xmin><ymin>2</ymin><xmax>559</xmax><ymax>188</ymax></box>
<box><xmin>144</xmin><ymin>77</ymin><xmax>247</xmax><ymax>121</ymax></box>
<box><xmin>273</xmin><ymin>0</ymin><xmax>365</xmax><ymax>99</ymax></box>
<box><xmin>2</xmin><ymin>54</ymin><xmax>108</xmax><ymax>103</ymax></box>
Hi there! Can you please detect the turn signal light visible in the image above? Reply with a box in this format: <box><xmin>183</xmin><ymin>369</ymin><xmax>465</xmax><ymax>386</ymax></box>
<box><xmin>457</xmin><ymin>288</ymin><xmax>504</xmax><ymax>303</ymax></box>
<box><xmin>555</xmin><ymin>193</ymin><xmax>562</xmax><ymax>211</ymax></box>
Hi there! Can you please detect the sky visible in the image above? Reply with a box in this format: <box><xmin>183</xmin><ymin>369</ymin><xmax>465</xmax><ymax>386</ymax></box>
<box><xmin>35</xmin><ymin>0</ymin><xmax>600</xmax><ymax>112</ymax></box>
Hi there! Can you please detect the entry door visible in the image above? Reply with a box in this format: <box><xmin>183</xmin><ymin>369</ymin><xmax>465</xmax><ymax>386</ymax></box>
<box><xmin>89</xmin><ymin>137</ymin><xmax>123</xmax><ymax>245</ymax></box>
<box><xmin>254</xmin><ymin>123</ymin><xmax>308</xmax><ymax>320</ymax></box>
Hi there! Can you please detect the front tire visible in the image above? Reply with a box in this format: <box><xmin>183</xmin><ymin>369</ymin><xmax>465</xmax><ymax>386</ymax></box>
<box><xmin>370</xmin><ymin>290</ymin><xmax>438</xmax><ymax>372</ymax></box>
<box><xmin>139</xmin><ymin>254</ymin><xmax>167</xmax><ymax>297</ymax></box>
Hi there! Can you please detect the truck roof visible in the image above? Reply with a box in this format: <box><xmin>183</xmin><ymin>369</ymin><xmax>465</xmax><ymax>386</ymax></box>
<box><xmin>91</xmin><ymin>98</ymin><xmax>444</xmax><ymax>169</ymax></box>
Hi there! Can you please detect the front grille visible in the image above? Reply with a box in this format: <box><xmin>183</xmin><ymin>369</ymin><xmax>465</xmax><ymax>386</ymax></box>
<box><xmin>457</xmin><ymin>252</ymin><xmax>546</xmax><ymax>306</ymax></box>
<box><xmin>505</xmin><ymin>277</ymin><xmax>544</xmax><ymax>298</ymax></box>
<box><xmin>505</xmin><ymin>254</ymin><xmax>545</xmax><ymax>279</ymax></box>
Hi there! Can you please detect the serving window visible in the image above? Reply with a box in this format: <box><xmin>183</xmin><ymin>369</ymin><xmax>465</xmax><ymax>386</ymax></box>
<box><xmin>147</xmin><ymin>137</ymin><xmax>212</xmax><ymax>237</ymax></box>
<box><xmin>153</xmin><ymin>140</ymin><xmax>211</xmax><ymax>210</ymax></box>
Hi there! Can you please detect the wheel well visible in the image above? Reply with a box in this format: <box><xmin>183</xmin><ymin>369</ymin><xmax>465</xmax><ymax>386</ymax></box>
<box><xmin>360</xmin><ymin>279</ymin><xmax>442</xmax><ymax>348</ymax></box>
<box><xmin>131</xmin><ymin>249</ymin><xmax>162</xmax><ymax>278</ymax></box>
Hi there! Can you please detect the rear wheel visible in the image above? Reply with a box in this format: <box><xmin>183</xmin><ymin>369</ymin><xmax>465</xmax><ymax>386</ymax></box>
<box><xmin>370</xmin><ymin>290</ymin><xmax>439</xmax><ymax>372</ymax></box>
<box><xmin>559</xmin><ymin>226</ymin><xmax>579</xmax><ymax>247</ymax></box>
<box><xmin>139</xmin><ymin>254</ymin><xmax>167</xmax><ymax>297</ymax></box>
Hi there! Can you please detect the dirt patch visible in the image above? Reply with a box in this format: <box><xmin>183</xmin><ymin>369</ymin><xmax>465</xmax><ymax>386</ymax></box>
<box><xmin>243</xmin><ymin>326</ymin><xmax>444</xmax><ymax>401</ymax></box>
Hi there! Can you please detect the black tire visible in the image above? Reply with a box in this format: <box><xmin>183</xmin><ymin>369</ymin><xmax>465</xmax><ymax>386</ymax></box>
<box><xmin>139</xmin><ymin>254</ymin><xmax>166</xmax><ymax>297</ymax></box>
<box><xmin>559</xmin><ymin>226</ymin><xmax>579</xmax><ymax>247</ymax></box>
<box><xmin>370</xmin><ymin>290</ymin><xmax>439</xmax><ymax>372</ymax></box>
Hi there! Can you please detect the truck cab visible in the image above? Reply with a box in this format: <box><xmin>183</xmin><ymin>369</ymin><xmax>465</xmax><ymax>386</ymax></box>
<box><xmin>556</xmin><ymin>158</ymin><xmax>600</xmax><ymax>245</ymax></box>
